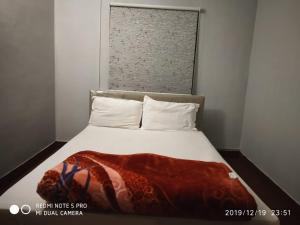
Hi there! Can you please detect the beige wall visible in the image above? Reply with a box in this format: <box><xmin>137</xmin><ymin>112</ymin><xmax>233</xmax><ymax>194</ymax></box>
<box><xmin>56</xmin><ymin>0</ymin><xmax>257</xmax><ymax>149</ymax></box>
<box><xmin>241</xmin><ymin>0</ymin><xmax>300</xmax><ymax>204</ymax></box>
<box><xmin>0</xmin><ymin>0</ymin><xmax>55</xmax><ymax>177</ymax></box>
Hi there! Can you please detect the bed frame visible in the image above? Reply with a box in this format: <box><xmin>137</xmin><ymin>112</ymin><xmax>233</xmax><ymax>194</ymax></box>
<box><xmin>90</xmin><ymin>90</ymin><xmax>205</xmax><ymax>130</ymax></box>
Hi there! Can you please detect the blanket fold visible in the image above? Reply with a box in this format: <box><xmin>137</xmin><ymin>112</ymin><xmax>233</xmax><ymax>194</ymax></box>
<box><xmin>37</xmin><ymin>151</ymin><xmax>257</xmax><ymax>219</ymax></box>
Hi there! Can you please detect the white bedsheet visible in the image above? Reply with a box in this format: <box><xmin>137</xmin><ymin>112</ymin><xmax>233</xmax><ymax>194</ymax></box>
<box><xmin>0</xmin><ymin>126</ymin><xmax>279</xmax><ymax>225</ymax></box>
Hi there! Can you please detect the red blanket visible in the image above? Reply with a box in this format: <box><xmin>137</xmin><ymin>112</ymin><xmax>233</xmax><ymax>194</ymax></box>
<box><xmin>37</xmin><ymin>151</ymin><xmax>256</xmax><ymax>219</ymax></box>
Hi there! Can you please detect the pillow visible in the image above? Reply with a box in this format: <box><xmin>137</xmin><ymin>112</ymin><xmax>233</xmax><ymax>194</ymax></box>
<box><xmin>89</xmin><ymin>97</ymin><xmax>143</xmax><ymax>129</ymax></box>
<box><xmin>141</xmin><ymin>95</ymin><xmax>199</xmax><ymax>131</ymax></box>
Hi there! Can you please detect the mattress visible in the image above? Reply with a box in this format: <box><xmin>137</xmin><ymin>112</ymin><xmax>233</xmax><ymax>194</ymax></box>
<box><xmin>0</xmin><ymin>125</ymin><xmax>279</xmax><ymax>225</ymax></box>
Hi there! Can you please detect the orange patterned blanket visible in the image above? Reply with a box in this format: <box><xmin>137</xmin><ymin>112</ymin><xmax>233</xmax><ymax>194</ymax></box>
<box><xmin>37</xmin><ymin>151</ymin><xmax>256</xmax><ymax>219</ymax></box>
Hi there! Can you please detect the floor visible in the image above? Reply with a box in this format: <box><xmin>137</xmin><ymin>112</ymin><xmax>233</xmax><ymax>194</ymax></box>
<box><xmin>0</xmin><ymin>142</ymin><xmax>66</xmax><ymax>196</ymax></box>
<box><xmin>219</xmin><ymin>151</ymin><xmax>300</xmax><ymax>225</ymax></box>
<box><xmin>0</xmin><ymin>142</ymin><xmax>299</xmax><ymax>224</ymax></box>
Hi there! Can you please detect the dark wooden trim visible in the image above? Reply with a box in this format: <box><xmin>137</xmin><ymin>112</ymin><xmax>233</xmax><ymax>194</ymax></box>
<box><xmin>0</xmin><ymin>141</ymin><xmax>66</xmax><ymax>195</ymax></box>
<box><xmin>217</xmin><ymin>149</ymin><xmax>241</xmax><ymax>158</ymax></box>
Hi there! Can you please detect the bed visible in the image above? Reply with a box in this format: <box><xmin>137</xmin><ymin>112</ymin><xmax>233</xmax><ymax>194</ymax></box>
<box><xmin>0</xmin><ymin>90</ymin><xmax>279</xmax><ymax>225</ymax></box>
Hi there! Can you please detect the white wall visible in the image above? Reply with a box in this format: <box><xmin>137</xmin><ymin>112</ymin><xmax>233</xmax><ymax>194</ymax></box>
<box><xmin>196</xmin><ymin>0</ymin><xmax>257</xmax><ymax>148</ymax></box>
<box><xmin>55</xmin><ymin>0</ymin><xmax>100</xmax><ymax>140</ymax></box>
<box><xmin>55</xmin><ymin>0</ymin><xmax>257</xmax><ymax>149</ymax></box>
<box><xmin>241</xmin><ymin>0</ymin><xmax>300</xmax><ymax>204</ymax></box>
<box><xmin>0</xmin><ymin>0</ymin><xmax>55</xmax><ymax>177</ymax></box>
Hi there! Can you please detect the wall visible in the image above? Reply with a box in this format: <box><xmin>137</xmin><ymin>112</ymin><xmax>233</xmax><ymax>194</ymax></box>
<box><xmin>241</xmin><ymin>0</ymin><xmax>300</xmax><ymax>203</ymax></box>
<box><xmin>0</xmin><ymin>0</ymin><xmax>55</xmax><ymax>177</ymax></box>
<box><xmin>55</xmin><ymin>0</ymin><xmax>257</xmax><ymax>149</ymax></box>
<box><xmin>55</xmin><ymin>0</ymin><xmax>100</xmax><ymax>141</ymax></box>
<box><xmin>100</xmin><ymin>0</ymin><xmax>257</xmax><ymax>148</ymax></box>
<box><xmin>196</xmin><ymin>0</ymin><xmax>257</xmax><ymax>148</ymax></box>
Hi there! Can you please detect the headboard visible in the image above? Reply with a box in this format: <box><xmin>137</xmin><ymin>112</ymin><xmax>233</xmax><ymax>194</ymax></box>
<box><xmin>90</xmin><ymin>90</ymin><xmax>205</xmax><ymax>130</ymax></box>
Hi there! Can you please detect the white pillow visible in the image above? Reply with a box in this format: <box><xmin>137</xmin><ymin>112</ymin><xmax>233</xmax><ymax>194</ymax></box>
<box><xmin>141</xmin><ymin>95</ymin><xmax>199</xmax><ymax>131</ymax></box>
<box><xmin>89</xmin><ymin>97</ymin><xmax>143</xmax><ymax>129</ymax></box>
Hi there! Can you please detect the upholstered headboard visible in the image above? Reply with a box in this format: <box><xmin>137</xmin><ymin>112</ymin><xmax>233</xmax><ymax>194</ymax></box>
<box><xmin>90</xmin><ymin>90</ymin><xmax>205</xmax><ymax>130</ymax></box>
